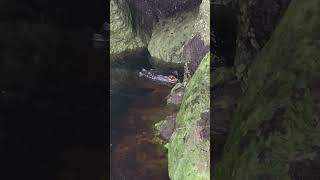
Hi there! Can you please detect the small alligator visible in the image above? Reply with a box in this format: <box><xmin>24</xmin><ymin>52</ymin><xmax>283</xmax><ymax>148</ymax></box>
<box><xmin>138</xmin><ymin>68</ymin><xmax>180</xmax><ymax>87</ymax></box>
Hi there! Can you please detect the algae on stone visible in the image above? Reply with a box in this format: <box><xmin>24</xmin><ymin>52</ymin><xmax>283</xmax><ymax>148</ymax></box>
<box><xmin>110</xmin><ymin>0</ymin><xmax>146</xmax><ymax>62</ymax></box>
<box><xmin>215</xmin><ymin>0</ymin><xmax>320</xmax><ymax>179</ymax></box>
<box><xmin>167</xmin><ymin>52</ymin><xmax>210</xmax><ymax>180</ymax></box>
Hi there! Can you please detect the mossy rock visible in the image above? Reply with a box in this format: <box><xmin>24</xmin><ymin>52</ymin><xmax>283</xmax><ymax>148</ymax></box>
<box><xmin>147</xmin><ymin>0</ymin><xmax>210</xmax><ymax>70</ymax></box>
<box><xmin>110</xmin><ymin>0</ymin><xmax>146</xmax><ymax>62</ymax></box>
<box><xmin>167</xmin><ymin>83</ymin><xmax>185</xmax><ymax>106</ymax></box>
<box><xmin>215</xmin><ymin>0</ymin><xmax>320</xmax><ymax>179</ymax></box>
<box><xmin>167</xmin><ymin>52</ymin><xmax>210</xmax><ymax>180</ymax></box>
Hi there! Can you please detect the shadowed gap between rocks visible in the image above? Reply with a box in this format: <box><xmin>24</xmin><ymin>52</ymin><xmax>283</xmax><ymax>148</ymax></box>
<box><xmin>212</xmin><ymin>4</ymin><xmax>238</xmax><ymax>67</ymax></box>
<box><xmin>210</xmin><ymin>4</ymin><xmax>239</xmax><ymax>172</ymax></box>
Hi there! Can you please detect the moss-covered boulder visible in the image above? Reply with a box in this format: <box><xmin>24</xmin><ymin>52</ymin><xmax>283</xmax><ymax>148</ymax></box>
<box><xmin>110</xmin><ymin>0</ymin><xmax>146</xmax><ymax>62</ymax></box>
<box><xmin>215</xmin><ymin>0</ymin><xmax>320</xmax><ymax>179</ymax></box>
<box><xmin>147</xmin><ymin>0</ymin><xmax>210</xmax><ymax>70</ymax></box>
<box><xmin>167</xmin><ymin>52</ymin><xmax>210</xmax><ymax>180</ymax></box>
<box><xmin>125</xmin><ymin>0</ymin><xmax>202</xmax><ymax>43</ymax></box>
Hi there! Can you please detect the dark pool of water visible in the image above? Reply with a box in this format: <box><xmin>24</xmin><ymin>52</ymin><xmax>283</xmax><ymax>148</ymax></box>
<box><xmin>110</xmin><ymin>65</ymin><xmax>171</xmax><ymax>180</ymax></box>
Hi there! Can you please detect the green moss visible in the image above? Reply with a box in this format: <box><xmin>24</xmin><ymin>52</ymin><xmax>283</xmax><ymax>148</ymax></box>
<box><xmin>147</xmin><ymin>10</ymin><xmax>198</xmax><ymax>69</ymax></box>
<box><xmin>110</xmin><ymin>0</ymin><xmax>146</xmax><ymax>62</ymax></box>
<box><xmin>215</xmin><ymin>0</ymin><xmax>320</xmax><ymax>179</ymax></box>
<box><xmin>167</xmin><ymin>53</ymin><xmax>210</xmax><ymax>180</ymax></box>
<box><xmin>147</xmin><ymin>0</ymin><xmax>210</xmax><ymax>70</ymax></box>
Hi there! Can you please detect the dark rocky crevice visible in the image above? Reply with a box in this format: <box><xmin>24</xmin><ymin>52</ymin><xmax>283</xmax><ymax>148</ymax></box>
<box><xmin>210</xmin><ymin>4</ymin><xmax>239</xmax><ymax>170</ymax></box>
<box><xmin>211</xmin><ymin>4</ymin><xmax>238</xmax><ymax>67</ymax></box>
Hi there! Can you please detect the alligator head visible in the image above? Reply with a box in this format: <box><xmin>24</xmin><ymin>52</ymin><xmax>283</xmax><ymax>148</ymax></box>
<box><xmin>138</xmin><ymin>68</ymin><xmax>180</xmax><ymax>87</ymax></box>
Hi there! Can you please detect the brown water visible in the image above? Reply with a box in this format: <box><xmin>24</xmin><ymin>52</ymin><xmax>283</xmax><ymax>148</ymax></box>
<box><xmin>110</xmin><ymin>74</ymin><xmax>171</xmax><ymax>180</ymax></box>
